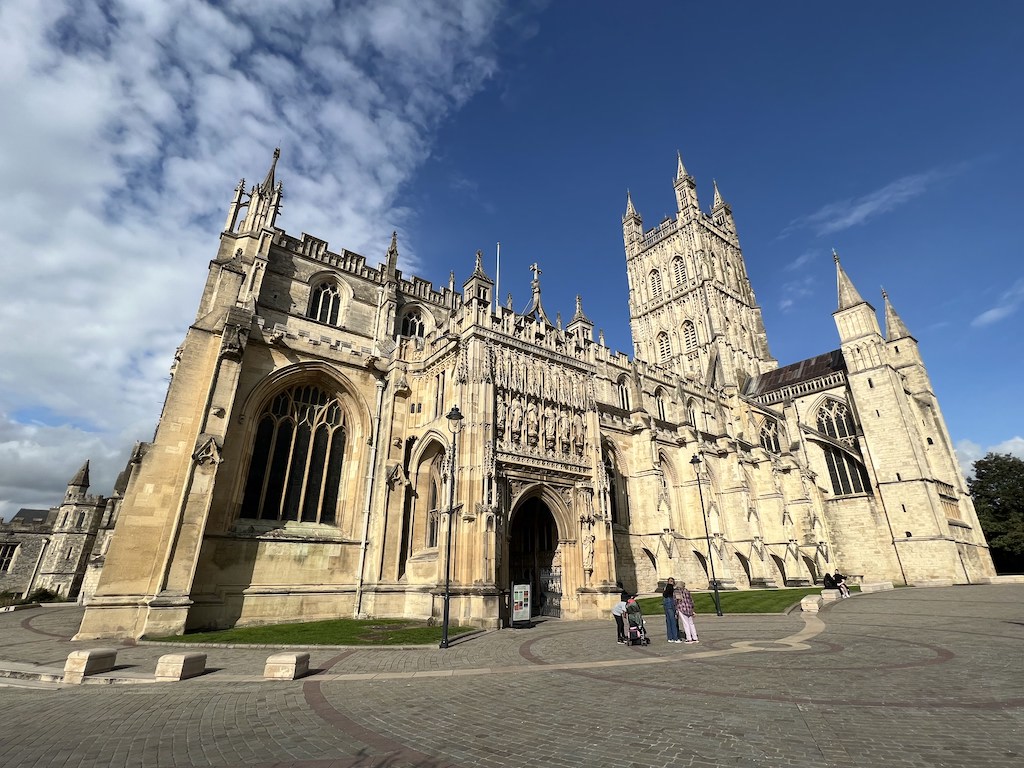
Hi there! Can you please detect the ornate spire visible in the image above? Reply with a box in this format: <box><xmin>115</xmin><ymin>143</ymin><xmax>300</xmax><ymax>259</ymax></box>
<box><xmin>834</xmin><ymin>250</ymin><xmax>866</xmax><ymax>310</ymax></box>
<box><xmin>676</xmin><ymin>150</ymin><xmax>688</xmax><ymax>180</ymax></box>
<box><xmin>68</xmin><ymin>460</ymin><xmax>90</xmax><ymax>489</ymax></box>
<box><xmin>571</xmin><ymin>294</ymin><xmax>591</xmax><ymax>324</ymax></box>
<box><xmin>522</xmin><ymin>262</ymin><xmax>552</xmax><ymax>325</ymax></box>
<box><xmin>882</xmin><ymin>288</ymin><xmax>913</xmax><ymax>341</ymax></box>
<box><xmin>712</xmin><ymin>179</ymin><xmax>724</xmax><ymax>208</ymax></box>
<box><xmin>260</xmin><ymin>147</ymin><xmax>281</xmax><ymax>194</ymax></box>
<box><xmin>624</xmin><ymin>189</ymin><xmax>638</xmax><ymax>219</ymax></box>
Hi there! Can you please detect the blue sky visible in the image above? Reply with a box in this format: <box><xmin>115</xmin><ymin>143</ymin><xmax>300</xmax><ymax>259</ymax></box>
<box><xmin>0</xmin><ymin>1</ymin><xmax>1021</xmax><ymax>519</ymax></box>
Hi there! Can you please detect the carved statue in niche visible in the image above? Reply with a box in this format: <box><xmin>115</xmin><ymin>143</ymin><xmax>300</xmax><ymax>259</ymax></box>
<box><xmin>514</xmin><ymin>355</ymin><xmax>526</xmax><ymax>393</ymax></box>
<box><xmin>571</xmin><ymin>376</ymin><xmax>580</xmax><ymax>410</ymax></box>
<box><xmin>551</xmin><ymin>544</ymin><xmax>562</xmax><ymax>567</ymax></box>
<box><xmin>510</xmin><ymin>397</ymin><xmax>524</xmax><ymax>443</ymax></box>
<box><xmin>558</xmin><ymin>410</ymin><xmax>570</xmax><ymax>453</ymax></box>
<box><xmin>495</xmin><ymin>393</ymin><xmax>507</xmax><ymax>442</ymax></box>
<box><xmin>543</xmin><ymin>405</ymin><xmax>556</xmax><ymax>450</ymax></box>
<box><xmin>572</xmin><ymin>413</ymin><xmax>585</xmax><ymax>455</ymax></box>
<box><xmin>583</xmin><ymin>533</ymin><xmax>596</xmax><ymax>571</ymax></box>
<box><xmin>526</xmin><ymin>402</ymin><xmax>540</xmax><ymax>447</ymax></box>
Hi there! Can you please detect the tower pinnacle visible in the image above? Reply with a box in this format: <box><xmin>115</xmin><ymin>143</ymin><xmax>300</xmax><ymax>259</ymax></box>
<box><xmin>834</xmin><ymin>250</ymin><xmax>866</xmax><ymax>309</ymax></box>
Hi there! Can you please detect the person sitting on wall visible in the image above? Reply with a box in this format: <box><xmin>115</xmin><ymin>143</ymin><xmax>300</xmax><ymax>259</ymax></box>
<box><xmin>822</xmin><ymin>572</ymin><xmax>840</xmax><ymax>593</ymax></box>
<box><xmin>833</xmin><ymin>569</ymin><xmax>851</xmax><ymax>598</ymax></box>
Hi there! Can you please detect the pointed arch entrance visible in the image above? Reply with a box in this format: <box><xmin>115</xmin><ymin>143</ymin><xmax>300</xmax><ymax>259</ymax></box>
<box><xmin>509</xmin><ymin>496</ymin><xmax>561</xmax><ymax>618</ymax></box>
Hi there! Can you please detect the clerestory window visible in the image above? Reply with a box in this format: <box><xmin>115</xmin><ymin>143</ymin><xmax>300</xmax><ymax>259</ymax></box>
<box><xmin>309</xmin><ymin>281</ymin><xmax>341</xmax><ymax>325</ymax></box>
<box><xmin>760</xmin><ymin>419</ymin><xmax>781</xmax><ymax>453</ymax></box>
<box><xmin>401</xmin><ymin>309</ymin><xmax>425</xmax><ymax>338</ymax></box>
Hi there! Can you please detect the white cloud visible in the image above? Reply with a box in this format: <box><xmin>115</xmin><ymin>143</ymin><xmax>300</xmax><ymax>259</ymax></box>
<box><xmin>783</xmin><ymin>167</ymin><xmax>957</xmax><ymax>237</ymax></box>
<box><xmin>0</xmin><ymin>0</ymin><xmax>505</xmax><ymax>519</ymax></box>
<box><xmin>785</xmin><ymin>250</ymin><xmax>818</xmax><ymax>272</ymax></box>
<box><xmin>778</xmin><ymin>276</ymin><xmax>817</xmax><ymax>313</ymax></box>
<box><xmin>970</xmin><ymin>278</ymin><xmax>1024</xmax><ymax>327</ymax></box>
<box><xmin>955</xmin><ymin>437</ymin><xmax>1024</xmax><ymax>478</ymax></box>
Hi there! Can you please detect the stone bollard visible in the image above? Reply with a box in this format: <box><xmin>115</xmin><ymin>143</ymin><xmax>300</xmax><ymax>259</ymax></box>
<box><xmin>860</xmin><ymin>582</ymin><xmax>894</xmax><ymax>593</ymax></box>
<box><xmin>64</xmin><ymin>648</ymin><xmax>118</xmax><ymax>685</ymax></box>
<box><xmin>155</xmin><ymin>652</ymin><xmax>208</xmax><ymax>682</ymax></box>
<box><xmin>800</xmin><ymin>596</ymin><xmax>821</xmax><ymax>613</ymax></box>
<box><xmin>820</xmin><ymin>589</ymin><xmax>841</xmax><ymax>603</ymax></box>
<box><xmin>264</xmin><ymin>652</ymin><xmax>310</xmax><ymax>680</ymax></box>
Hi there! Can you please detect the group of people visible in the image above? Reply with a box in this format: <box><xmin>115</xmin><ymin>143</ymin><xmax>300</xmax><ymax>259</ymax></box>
<box><xmin>610</xmin><ymin>579</ymin><xmax>700</xmax><ymax>645</ymax></box>
<box><xmin>822</xmin><ymin>569</ymin><xmax>851</xmax><ymax>598</ymax></box>
<box><xmin>613</xmin><ymin>568</ymin><xmax>854</xmax><ymax>645</ymax></box>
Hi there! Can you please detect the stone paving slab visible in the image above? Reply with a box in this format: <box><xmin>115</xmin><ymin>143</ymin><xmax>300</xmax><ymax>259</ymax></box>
<box><xmin>0</xmin><ymin>585</ymin><xmax>1022</xmax><ymax>767</ymax></box>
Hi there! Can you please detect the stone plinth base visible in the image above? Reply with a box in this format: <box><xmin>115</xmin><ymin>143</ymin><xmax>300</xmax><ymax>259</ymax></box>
<box><xmin>64</xmin><ymin>648</ymin><xmax>118</xmax><ymax>685</ymax></box>
<box><xmin>264</xmin><ymin>652</ymin><xmax>310</xmax><ymax>680</ymax></box>
<box><xmin>155</xmin><ymin>652</ymin><xmax>207</xmax><ymax>682</ymax></box>
<box><xmin>800</xmin><ymin>596</ymin><xmax>821</xmax><ymax>613</ymax></box>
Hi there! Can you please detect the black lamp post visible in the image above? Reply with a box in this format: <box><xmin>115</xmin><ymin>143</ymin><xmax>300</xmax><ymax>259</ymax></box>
<box><xmin>690</xmin><ymin>453</ymin><xmax>723</xmax><ymax>617</ymax></box>
<box><xmin>440</xmin><ymin>405</ymin><xmax>464</xmax><ymax>649</ymax></box>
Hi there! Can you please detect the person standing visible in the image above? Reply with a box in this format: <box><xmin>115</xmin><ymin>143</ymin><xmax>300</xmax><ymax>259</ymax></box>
<box><xmin>611</xmin><ymin>598</ymin><xmax>628</xmax><ymax>644</ymax></box>
<box><xmin>662</xmin><ymin>578</ymin><xmax>682</xmax><ymax>643</ymax></box>
<box><xmin>675</xmin><ymin>581</ymin><xmax>699</xmax><ymax>644</ymax></box>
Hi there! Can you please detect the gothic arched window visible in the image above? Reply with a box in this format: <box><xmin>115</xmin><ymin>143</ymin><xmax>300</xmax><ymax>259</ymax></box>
<box><xmin>686</xmin><ymin>398</ymin><xmax>698</xmax><ymax>428</ymax></box>
<box><xmin>673</xmin><ymin>256</ymin><xmax>687</xmax><ymax>285</ymax></box>
<box><xmin>309</xmin><ymin>281</ymin><xmax>341</xmax><ymax>325</ymax></box>
<box><xmin>657</xmin><ymin>332</ymin><xmax>671</xmax><ymax>363</ymax></box>
<box><xmin>401</xmin><ymin>308</ymin><xmax>425</xmax><ymax>338</ymax></box>
<box><xmin>817</xmin><ymin>400</ymin><xmax>856</xmax><ymax>440</ymax></box>
<box><xmin>822</xmin><ymin>446</ymin><xmax>870</xmax><ymax>496</ymax></box>
<box><xmin>655</xmin><ymin>388</ymin><xmax>668</xmax><ymax>421</ymax></box>
<box><xmin>760</xmin><ymin>419</ymin><xmax>781</xmax><ymax>453</ymax></box>
<box><xmin>603</xmin><ymin>447</ymin><xmax>628</xmax><ymax>526</ymax></box>
<box><xmin>617</xmin><ymin>378</ymin><xmax>631</xmax><ymax>411</ymax></box>
<box><xmin>649</xmin><ymin>269</ymin><xmax>663</xmax><ymax>299</ymax></box>
<box><xmin>425</xmin><ymin>455</ymin><xmax>443</xmax><ymax>548</ymax></box>
<box><xmin>240</xmin><ymin>384</ymin><xmax>347</xmax><ymax>525</ymax></box>
<box><xmin>683</xmin><ymin>321</ymin><xmax>698</xmax><ymax>351</ymax></box>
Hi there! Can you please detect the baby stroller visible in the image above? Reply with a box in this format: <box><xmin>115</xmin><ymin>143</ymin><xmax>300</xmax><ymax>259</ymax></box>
<box><xmin>624</xmin><ymin>599</ymin><xmax>650</xmax><ymax>646</ymax></box>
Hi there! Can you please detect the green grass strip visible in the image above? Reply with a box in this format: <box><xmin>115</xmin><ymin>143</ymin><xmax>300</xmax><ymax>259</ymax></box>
<box><xmin>151</xmin><ymin>617</ymin><xmax>477</xmax><ymax>646</ymax></box>
<box><xmin>636</xmin><ymin>585</ymin><xmax>858</xmax><ymax>616</ymax></box>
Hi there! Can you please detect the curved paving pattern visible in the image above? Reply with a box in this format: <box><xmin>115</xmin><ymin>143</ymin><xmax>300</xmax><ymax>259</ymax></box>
<box><xmin>1</xmin><ymin>585</ymin><xmax>1022</xmax><ymax>768</ymax></box>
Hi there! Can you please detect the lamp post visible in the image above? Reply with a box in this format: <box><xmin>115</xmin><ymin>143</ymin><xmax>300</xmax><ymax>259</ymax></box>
<box><xmin>440</xmin><ymin>405</ymin><xmax>464</xmax><ymax>649</ymax></box>
<box><xmin>690</xmin><ymin>453</ymin><xmax>723</xmax><ymax>616</ymax></box>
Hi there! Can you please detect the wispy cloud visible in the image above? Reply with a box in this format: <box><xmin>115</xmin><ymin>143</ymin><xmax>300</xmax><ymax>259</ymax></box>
<box><xmin>778</xmin><ymin>276</ymin><xmax>817</xmax><ymax>313</ymax></box>
<box><xmin>955</xmin><ymin>436</ymin><xmax>1024</xmax><ymax>478</ymax></box>
<box><xmin>783</xmin><ymin>167</ymin><xmax>958</xmax><ymax>237</ymax></box>
<box><xmin>970</xmin><ymin>278</ymin><xmax>1024</xmax><ymax>327</ymax></box>
<box><xmin>0</xmin><ymin>0</ymin><xmax>508</xmax><ymax>518</ymax></box>
<box><xmin>784</xmin><ymin>250</ymin><xmax>819</xmax><ymax>272</ymax></box>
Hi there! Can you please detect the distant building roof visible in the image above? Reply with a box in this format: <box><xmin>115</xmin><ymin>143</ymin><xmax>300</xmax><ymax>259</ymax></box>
<box><xmin>746</xmin><ymin>350</ymin><xmax>846</xmax><ymax>398</ymax></box>
<box><xmin>10</xmin><ymin>508</ymin><xmax>52</xmax><ymax>525</ymax></box>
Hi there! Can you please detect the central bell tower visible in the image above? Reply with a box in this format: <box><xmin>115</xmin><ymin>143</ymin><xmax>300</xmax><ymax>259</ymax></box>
<box><xmin>623</xmin><ymin>152</ymin><xmax>776</xmax><ymax>388</ymax></box>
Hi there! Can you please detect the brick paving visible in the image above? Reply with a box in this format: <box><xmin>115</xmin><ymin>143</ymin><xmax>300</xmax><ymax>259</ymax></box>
<box><xmin>1</xmin><ymin>585</ymin><xmax>1022</xmax><ymax>767</ymax></box>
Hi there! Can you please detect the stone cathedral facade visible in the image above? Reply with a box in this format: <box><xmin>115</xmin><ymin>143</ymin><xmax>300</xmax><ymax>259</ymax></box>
<box><xmin>76</xmin><ymin>151</ymin><xmax>994</xmax><ymax>640</ymax></box>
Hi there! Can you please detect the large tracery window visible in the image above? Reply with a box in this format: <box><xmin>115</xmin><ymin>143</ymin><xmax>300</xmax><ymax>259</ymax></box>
<box><xmin>425</xmin><ymin>456</ymin><xmax>443</xmax><ymax>548</ymax></box>
<box><xmin>817</xmin><ymin>400</ymin><xmax>857</xmax><ymax>442</ymax></box>
<box><xmin>822</xmin><ymin>447</ymin><xmax>870</xmax><ymax>496</ymax></box>
<box><xmin>649</xmin><ymin>269</ymin><xmax>663</xmax><ymax>299</ymax></box>
<box><xmin>760</xmin><ymin>419</ymin><xmax>781</xmax><ymax>453</ymax></box>
<box><xmin>673</xmin><ymin>256</ymin><xmax>687</xmax><ymax>285</ymax></box>
<box><xmin>309</xmin><ymin>281</ymin><xmax>341</xmax><ymax>325</ymax></box>
<box><xmin>401</xmin><ymin>309</ymin><xmax>425</xmax><ymax>338</ymax></box>
<box><xmin>241</xmin><ymin>384</ymin><xmax>347</xmax><ymax>524</ymax></box>
<box><xmin>657</xmin><ymin>332</ymin><xmax>671</xmax><ymax>363</ymax></box>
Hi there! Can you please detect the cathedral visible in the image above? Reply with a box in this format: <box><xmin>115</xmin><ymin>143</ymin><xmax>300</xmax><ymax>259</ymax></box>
<box><xmin>75</xmin><ymin>150</ymin><xmax>994</xmax><ymax>640</ymax></box>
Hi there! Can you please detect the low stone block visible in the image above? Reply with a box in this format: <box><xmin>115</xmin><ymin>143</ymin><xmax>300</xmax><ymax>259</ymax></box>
<box><xmin>155</xmin><ymin>652</ymin><xmax>207</xmax><ymax>682</ymax></box>
<box><xmin>264</xmin><ymin>652</ymin><xmax>310</xmax><ymax>680</ymax></box>
<box><xmin>860</xmin><ymin>581</ymin><xmax>894</xmax><ymax>593</ymax></box>
<box><xmin>910</xmin><ymin>578</ymin><xmax>954</xmax><ymax>588</ymax></box>
<box><xmin>800</xmin><ymin>596</ymin><xmax>821</xmax><ymax>613</ymax></box>
<box><xmin>820</xmin><ymin>589</ymin><xmax>842</xmax><ymax>602</ymax></box>
<box><xmin>64</xmin><ymin>647</ymin><xmax>118</xmax><ymax>685</ymax></box>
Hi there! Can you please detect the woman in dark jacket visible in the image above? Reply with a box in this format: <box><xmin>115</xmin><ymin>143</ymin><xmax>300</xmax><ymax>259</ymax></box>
<box><xmin>662</xmin><ymin>578</ymin><xmax>682</xmax><ymax>642</ymax></box>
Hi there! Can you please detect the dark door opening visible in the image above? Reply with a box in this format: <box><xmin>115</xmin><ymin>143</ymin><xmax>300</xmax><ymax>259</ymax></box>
<box><xmin>509</xmin><ymin>497</ymin><xmax>561</xmax><ymax>618</ymax></box>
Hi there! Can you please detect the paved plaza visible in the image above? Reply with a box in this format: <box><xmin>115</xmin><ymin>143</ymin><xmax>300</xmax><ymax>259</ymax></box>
<box><xmin>1</xmin><ymin>585</ymin><xmax>1022</xmax><ymax>768</ymax></box>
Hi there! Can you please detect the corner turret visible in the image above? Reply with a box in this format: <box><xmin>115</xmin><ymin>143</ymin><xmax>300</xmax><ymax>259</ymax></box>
<box><xmin>673</xmin><ymin>151</ymin><xmax>699</xmax><ymax>216</ymax></box>
<box><xmin>623</xmin><ymin>191</ymin><xmax>643</xmax><ymax>258</ymax></box>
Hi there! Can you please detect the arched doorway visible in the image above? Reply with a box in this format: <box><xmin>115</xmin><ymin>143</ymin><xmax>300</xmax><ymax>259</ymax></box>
<box><xmin>509</xmin><ymin>497</ymin><xmax>561</xmax><ymax>617</ymax></box>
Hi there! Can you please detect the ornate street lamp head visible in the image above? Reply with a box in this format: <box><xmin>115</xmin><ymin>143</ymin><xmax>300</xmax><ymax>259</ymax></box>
<box><xmin>446</xmin><ymin>405</ymin><xmax>464</xmax><ymax>434</ymax></box>
<box><xmin>689</xmin><ymin>454</ymin><xmax>702</xmax><ymax>468</ymax></box>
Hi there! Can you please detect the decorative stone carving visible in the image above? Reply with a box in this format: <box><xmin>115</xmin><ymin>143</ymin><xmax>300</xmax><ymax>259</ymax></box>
<box><xmin>193</xmin><ymin>435</ymin><xmax>223</xmax><ymax>466</ymax></box>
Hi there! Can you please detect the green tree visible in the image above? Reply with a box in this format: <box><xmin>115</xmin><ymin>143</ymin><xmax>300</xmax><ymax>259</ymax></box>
<box><xmin>969</xmin><ymin>452</ymin><xmax>1024</xmax><ymax>572</ymax></box>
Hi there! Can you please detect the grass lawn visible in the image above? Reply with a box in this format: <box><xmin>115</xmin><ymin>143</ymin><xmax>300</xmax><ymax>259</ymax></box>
<box><xmin>151</xmin><ymin>617</ymin><xmax>477</xmax><ymax>646</ymax></box>
<box><xmin>636</xmin><ymin>586</ymin><xmax>858</xmax><ymax>616</ymax></box>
